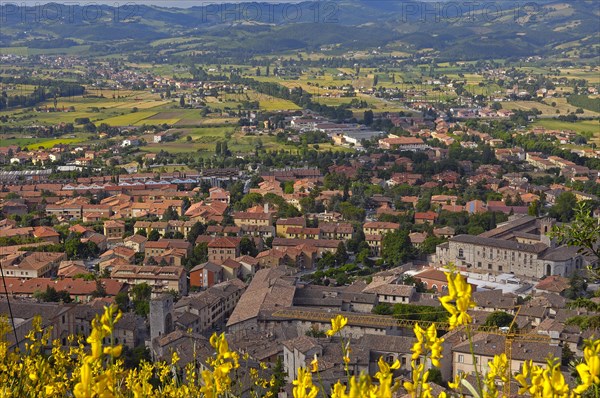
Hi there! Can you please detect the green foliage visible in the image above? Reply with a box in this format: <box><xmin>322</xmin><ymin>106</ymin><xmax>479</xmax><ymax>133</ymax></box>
<box><xmin>162</xmin><ymin>206</ymin><xmax>179</xmax><ymax>221</ymax></box>
<box><xmin>528</xmin><ymin>200</ymin><xmax>541</xmax><ymax>217</ymax></box>
<box><xmin>483</xmin><ymin>311</ymin><xmax>514</xmax><ymax>328</ymax></box>
<box><xmin>189</xmin><ymin>242</ymin><xmax>208</xmax><ymax>267</ymax></box>
<box><xmin>148</xmin><ymin>230</ymin><xmax>161</xmax><ymax>241</ymax></box>
<box><xmin>391</xmin><ymin>303</ymin><xmax>448</xmax><ymax>323</ymax></box>
<box><xmin>269</xmin><ymin>357</ymin><xmax>287</xmax><ymax>397</ymax></box>
<box><xmin>64</xmin><ymin>233</ymin><xmax>99</xmax><ymax>260</ymax></box>
<box><xmin>334</xmin><ymin>242</ymin><xmax>348</xmax><ymax>266</ymax></box>
<box><xmin>338</xmin><ymin>202</ymin><xmax>365</xmax><ymax>222</ymax></box>
<box><xmin>563</xmin><ymin>274</ymin><xmax>589</xmax><ymax>300</ymax></box>
<box><xmin>130</xmin><ymin>283</ymin><xmax>152</xmax><ymax>317</ymax></box>
<box><xmin>239</xmin><ymin>193</ymin><xmax>263</xmax><ymax>210</ymax></box>
<box><xmin>549</xmin><ymin>192</ymin><xmax>578</xmax><ymax>222</ymax></box>
<box><xmin>122</xmin><ymin>345</ymin><xmax>152</xmax><ymax>369</ymax></box>
<box><xmin>33</xmin><ymin>286</ymin><xmax>72</xmax><ymax>303</ymax></box>
<box><xmin>115</xmin><ymin>292</ymin><xmax>130</xmax><ymax>313</ymax></box>
<box><xmin>428</xmin><ymin>367</ymin><xmax>443</xmax><ymax>386</ymax></box>
<box><xmin>282</xmin><ymin>181</ymin><xmax>294</xmax><ymax>194</ymax></box>
<box><xmin>372</xmin><ymin>303</ymin><xmax>393</xmax><ymax>315</ymax></box>
<box><xmin>565</xmin><ymin>315</ymin><xmax>600</xmax><ymax>331</ymax></box>
<box><xmin>566</xmin><ymin>95</ymin><xmax>600</xmax><ymax>113</ymax></box>
<box><xmin>550</xmin><ymin>202</ymin><xmax>600</xmax><ymax>260</ymax></box>
<box><xmin>381</xmin><ymin>229</ymin><xmax>414</xmax><ymax>267</ymax></box>
<box><xmin>240</xmin><ymin>236</ymin><xmax>258</xmax><ymax>257</ymax></box>
<box><xmin>305</xmin><ymin>327</ymin><xmax>327</xmax><ymax>338</ymax></box>
<box><xmin>420</xmin><ymin>236</ymin><xmax>446</xmax><ymax>255</ymax></box>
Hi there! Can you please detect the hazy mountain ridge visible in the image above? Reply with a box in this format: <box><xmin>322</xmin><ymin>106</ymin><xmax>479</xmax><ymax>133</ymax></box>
<box><xmin>0</xmin><ymin>0</ymin><xmax>597</xmax><ymax>60</ymax></box>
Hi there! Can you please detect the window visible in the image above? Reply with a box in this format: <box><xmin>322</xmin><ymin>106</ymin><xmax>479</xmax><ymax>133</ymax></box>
<box><xmin>498</xmin><ymin>265</ymin><xmax>503</xmax><ymax>271</ymax></box>
<box><xmin>458</xmin><ymin>354</ymin><xmax>464</xmax><ymax>363</ymax></box>
<box><xmin>477</xmin><ymin>262</ymin><xmax>482</xmax><ymax>268</ymax></box>
<box><xmin>488</xmin><ymin>264</ymin><xmax>492</xmax><ymax>270</ymax></box>
<box><xmin>458</xmin><ymin>248</ymin><xmax>464</xmax><ymax>258</ymax></box>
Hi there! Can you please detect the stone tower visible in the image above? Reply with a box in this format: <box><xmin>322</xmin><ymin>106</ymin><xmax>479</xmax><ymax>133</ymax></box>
<box><xmin>149</xmin><ymin>294</ymin><xmax>173</xmax><ymax>342</ymax></box>
<box><xmin>539</xmin><ymin>217</ymin><xmax>556</xmax><ymax>248</ymax></box>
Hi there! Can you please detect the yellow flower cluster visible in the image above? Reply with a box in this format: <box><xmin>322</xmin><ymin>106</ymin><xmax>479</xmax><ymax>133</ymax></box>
<box><xmin>439</xmin><ymin>270</ymin><xmax>476</xmax><ymax>329</ymax></box>
<box><xmin>482</xmin><ymin>353</ymin><xmax>508</xmax><ymax>398</ymax></box>
<box><xmin>293</xmin><ymin>367</ymin><xmax>319</xmax><ymax>398</ymax></box>
<box><xmin>74</xmin><ymin>304</ymin><xmax>124</xmax><ymax>398</ymax></box>
<box><xmin>514</xmin><ymin>358</ymin><xmax>572</xmax><ymax>397</ymax></box>
<box><xmin>1</xmin><ymin>270</ymin><xmax>599</xmax><ymax>398</ymax></box>
<box><xmin>201</xmin><ymin>332</ymin><xmax>240</xmax><ymax>398</ymax></box>
<box><xmin>403</xmin><ymin>323</ymin><xmax>446</xmax><ymax>398</ymax></box>
<box><xmin>326</xmin><ymin>315</ymin><xmax>348</xmax><ymax>337</ymax></box>
<box><xmin>412</xmin><ymin>324</ymin><xmax>444</xmax><ymax>368</ymax></box>
<box><xmin>574</xmin><ymin>337</ymin><xmax>600</xmax><ymax>395</ymax></box>
<box><xmin>329</xmin><ymin>357</ymin><xmax>401</xmax><ymax>398</ymax></box>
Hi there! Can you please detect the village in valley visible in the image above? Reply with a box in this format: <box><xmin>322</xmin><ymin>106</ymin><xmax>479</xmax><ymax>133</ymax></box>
<box><xmin>1</xmin><ymin>0</ymin><xmax>600</xmax><ymax>396</ymax></box>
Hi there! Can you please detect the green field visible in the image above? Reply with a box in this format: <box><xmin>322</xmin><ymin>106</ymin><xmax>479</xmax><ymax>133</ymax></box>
<box><xmin>533</xmin><ymin>119</ymin><xmax>600</xmax><ymax>135</ymax></box>
<box><xmin>101</xmin><ymin>111</ymin><xmax>159</xmax><ymax>126</ymax></box>
<box><xmin>0</xmin><ymin>134</ymin><xmax>91</xmax><ymax>149</ymax></box>
<box><xmin>505</xmin><ymin>98</ymin><xmax>600</xmax><ymax>118</ymax></box>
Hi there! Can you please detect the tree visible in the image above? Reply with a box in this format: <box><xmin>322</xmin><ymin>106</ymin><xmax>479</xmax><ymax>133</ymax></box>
<box><xmin>187</xmin><ymin>222</ymin><xmax>205</xmax><ymax>244</ymax></box>
<box><xmin>123</xmin><ymin>346</ymin><xmax>151</xmax><ymax>369</ymax></box>
<box><xmin>162</xmin><ymin>206</ymin><xmax>179</xmax><ymax>221</ymax></box>
<box><xmin>381</xmin><ymin>229</ymin><xmax>413</xmax><ymax>267</ymax></box>
<box><xmin>268</xmin><ymin>357</ymin><xmax>287</xmax><ymax>397</ymax></box>
<box><xmin>91</xmin><ymin>279</ymin><xmax>107</xmax><ymax>298</ymax></box>
<box><xmin>191</xmin><ymin>242</ymin><xmax>208</xmax><ymax>265</ymax></box>
<box><xmin>363</xmin><ymin>110</ymin><xmax>374</xmax><ymax>126</ymax></box>
<box><xmin>180</xmin><ymin>95</ymin><xmax>185</xmax><ymax>108</ymax></box>
<box><xmin>564</xmin><ymin>273</ymin><xmax>588</xmax><ymax>300</ymax></box>
<box><xmin>528</xmin><ymin>200</ymin><xmax>540</xmax><ymax>217</ymax></box>
<box><xmin>420</xmin><ymin>236</ymin><xmax>445</xmax><ymax>254</ymax></box>
<box><xmin>561</xmin><ymin>344</ymin><xmax>575</xmax><ymax>366</ymax></box>
<box><xmin>240</xmin><ymin>236</ymin><xmax>257</xmax><ymax>256</ymax></box>
<box><xmin>148</xmin><ymin>229</ymin><xmax>161</xmax><ymax>241</ymax></box>
<box><xmin>372</xmin><ymin>303</ymin><xmax>393</xmax><ymax>315</ymax></box>
<box><xmin>34</xmin><ymin>286</ymin><xmax>72</xmax><ymax>303</ymax></box>
<box><xmin>484</xmin><ymin>311</ymin><xmax>515</xmax><ymax>329</ymax></box>
<box><xmin>334</xmin><ymin>242</ymin><xmax>348</xmax><ymax>266</ymax></box>
<box><xmin>549</xmin><ymin>192</ymin><xmax>577</xmax><ymax>222</ymax></box>
<box><xmin>428</xmin><ymin>367</ymin><xmax>443</xmax><ymax>386</ymax></box>
<box><xmin>115</xmin><ymin>292</ymin><xmax>130</xmax><ymax>313</ymax></box>
<box><xmin>64</xmin><ymin>234</ymin><xmax>82</xmax><ymax>259</ymax></box>
<box><xmin>339</xmin><ymin>202</ymin><xmax>365</xmax><ymax>222</ymax></box>
<box><xmin>550</xmin><ymin>202</ymin><xmax>600</xmax><ymax>261</ymax></box>
<box><xmin>131</xmin><ymin>283</ymin><xmax>152</xmax><ymax>317</ymax></box>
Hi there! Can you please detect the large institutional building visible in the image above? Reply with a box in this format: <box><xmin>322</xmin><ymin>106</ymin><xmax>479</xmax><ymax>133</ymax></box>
<box><xmin>435</xmin><ymin>216</ymin><xmax>590</xmax><ymax>278</ymax></box>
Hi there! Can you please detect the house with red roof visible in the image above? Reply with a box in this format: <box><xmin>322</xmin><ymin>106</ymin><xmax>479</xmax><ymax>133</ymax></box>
<box><xmin>208</xmin><ymin>237</ymin><xmax>241</xmax><ymax>263</ymax></box>
<box><xmin>414</xmin><ymin>211</ymin><xmax>438</xmax><ymax>224</ymax></box>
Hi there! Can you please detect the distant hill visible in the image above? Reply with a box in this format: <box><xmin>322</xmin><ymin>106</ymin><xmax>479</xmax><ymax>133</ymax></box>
<box><xmin>0</xmin><ymin>0</ymin><xmax>598</xmax><ymax>60</ymax></box>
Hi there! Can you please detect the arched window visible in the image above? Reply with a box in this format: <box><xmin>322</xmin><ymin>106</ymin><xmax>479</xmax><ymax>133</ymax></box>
<box><xmin>546</xmin><ymin>264</ymin><xmax>552</xmax><ymax>276</ymax></box>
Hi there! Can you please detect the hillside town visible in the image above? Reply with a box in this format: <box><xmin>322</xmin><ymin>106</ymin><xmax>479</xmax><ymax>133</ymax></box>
<box><xmin>1</xmin><ymin>1</ymin><xmax>600</xmax><ymax>393</ymax></box>
<box><xmin>1</xmin><ymin>107</ymin><xmax>600</xmax><ymax>395</ymax></box>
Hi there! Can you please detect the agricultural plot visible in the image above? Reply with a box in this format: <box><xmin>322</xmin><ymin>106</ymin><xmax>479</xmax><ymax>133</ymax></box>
<box><xmin>533</xmin><ymin>119</ymin><xmax>600</xmax><ymax>135</ymax></box>
<box><xmin>558</xmin><ymin>68</ymin><xmax>600</xmax><ymax>84</ymax></box>
<box><xmin>245</xmin><ymin>90</ymin><xmax>301</xmax><ymax>111</ymax></box>
<box><xmin>504</xmin><ymin>98</ymin><xmax>600</xmax><ymax>117</ymax></box>
<box><xmin>0</xmin><ymin>134</ymin><xmax>90</xmax><ymax>149</ymax></box>
<box><xmin>101</xmin><ymin>111</ymin><xmax>158</xmax><ymax>126</ymax></box>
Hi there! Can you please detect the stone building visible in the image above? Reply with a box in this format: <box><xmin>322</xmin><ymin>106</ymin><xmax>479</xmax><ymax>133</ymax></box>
<box><xmin>435</xmin><ymin>216</ymin><xmax>587</xmax><ymax>278</ymax></box>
